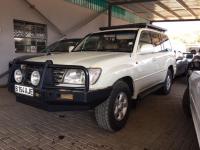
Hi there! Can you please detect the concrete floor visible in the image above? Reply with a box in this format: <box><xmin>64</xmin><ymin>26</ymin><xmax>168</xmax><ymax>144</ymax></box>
<box><xmin>0</xmin><ymin>77</ymin><xmax>199</xmax><ymax>150</ymax></box>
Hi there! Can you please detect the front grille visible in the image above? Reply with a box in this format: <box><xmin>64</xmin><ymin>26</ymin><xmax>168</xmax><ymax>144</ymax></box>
<box><xmin>53</xmin><ymin>69</ymin><xmax>66</xmax><ymax>84</ymax></box>
<box><xmin>10</xmin><ymin>61</ymin><xmax>89</xmax><ymax>91</ymax></box>
<box><xmin>24</xmin><ymin>67</ymin><xmax>33</xmax><ymax>85</ymax></box>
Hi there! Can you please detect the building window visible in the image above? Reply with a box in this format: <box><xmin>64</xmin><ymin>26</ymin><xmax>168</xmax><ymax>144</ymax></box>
<box><xmin>14</xmin><ymin>19</ymin><xmax>47</xmax><ymax>53</ymax></box>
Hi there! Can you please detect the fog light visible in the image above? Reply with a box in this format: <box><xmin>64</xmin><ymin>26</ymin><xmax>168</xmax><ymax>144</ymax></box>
<box><xmin>14</xmin><ymin>69</ymin><xmax>23</xmax><ymax>83</ymax></box>
<box><xmin>31</xmin><ymin>71</ymin><xmax>40</xmax><ymax>86</ymax></box>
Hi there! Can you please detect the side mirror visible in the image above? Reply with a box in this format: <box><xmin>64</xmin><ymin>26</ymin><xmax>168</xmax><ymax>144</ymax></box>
<box><xmin>68</xmin><ymin>46</ymin><xmax>75</xmax><ymax>52</ymax></box>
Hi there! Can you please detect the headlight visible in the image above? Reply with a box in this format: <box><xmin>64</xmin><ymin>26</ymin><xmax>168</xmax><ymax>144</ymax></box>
<box><xmin>31</xmin><ymin>71</ymin><xmax>40</xmax><ymax>86</ymax></box>
<box><xmin>63</xmin><ymin>69</ymin><xmax>85</xmax><ymax>85</ymax></box>
<box><xmin>63</xmin><ymin>68</ymin><xmax>101</xmax><ymax>85</ymax></box>
<box><xmin>14</xmin><ymin>69</ymin><xmax>23</xmax><ymax>83</ymax></box>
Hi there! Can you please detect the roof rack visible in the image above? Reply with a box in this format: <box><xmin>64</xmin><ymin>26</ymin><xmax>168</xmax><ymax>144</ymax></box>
<box><xmin>99</xmin><ymin>23</ymin><xmax>167</xmax><ymax>32</ymax></box>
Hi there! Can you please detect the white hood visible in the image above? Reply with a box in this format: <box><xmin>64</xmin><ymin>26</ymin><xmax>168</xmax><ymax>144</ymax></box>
<box><xmin>26</xmin><ymin>52</ymin><xmax>131</xmax><ymax>68</ymax></box>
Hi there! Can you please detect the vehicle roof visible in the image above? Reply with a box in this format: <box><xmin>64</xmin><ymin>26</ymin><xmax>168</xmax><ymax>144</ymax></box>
<box><xmin>93</xmin><ymin>28</ymin><xmax>166</xmax><ymax>34</ymax></box>
<box><xmin>99</xmin><ymin>23</ymin><xmax>166</xmax><ymax>32</ymax></box>
<box><xmin>94</xmin><ymin>28</ymin><xmax>138</xmax><ymax>33</ymax></box>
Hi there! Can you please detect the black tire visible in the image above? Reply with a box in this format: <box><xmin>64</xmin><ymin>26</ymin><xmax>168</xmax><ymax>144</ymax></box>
<box><xmin>95</xmin><ymin>81</ymin><xmax>131</xmax><ymax>132</ymax></box>
<box><xmin>159</xmin><ymin>69</ymin><xmax>173</xmax><ymax>95</ymax></box>
<box><xmin>182</xmin><ymin>87</ymin><xmax>191</xmax><ymax>118</ymax></box>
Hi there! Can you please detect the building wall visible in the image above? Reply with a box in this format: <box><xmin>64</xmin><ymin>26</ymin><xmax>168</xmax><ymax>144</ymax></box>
<box><xmin>0</xmin><ymin>0</ymin><xmax>60</xmax><ymax>83</ymax></box>
<box><xmin>0</xmin><ymin>0</ymin><xmax>145</xmax><ymax>84</ymax></box>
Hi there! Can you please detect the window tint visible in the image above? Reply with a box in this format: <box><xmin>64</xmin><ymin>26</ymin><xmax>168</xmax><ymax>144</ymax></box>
<box><xmin>138</xmin><ymin>31</ymin><xmax>154</xmax><ymax>53</ymax></box>
<box><xmin>161</xmin><ymin>34</ymin><xmax>172</xmax><ymax>51</ymax></box>
<box><xmin>150</xmin><ymin>32</ymin><xmax>162</xmax><ymax>52</ymax></box>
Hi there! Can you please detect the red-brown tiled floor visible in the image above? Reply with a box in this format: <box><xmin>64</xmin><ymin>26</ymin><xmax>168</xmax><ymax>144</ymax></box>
<box><xmin>0</xmin><ymin>77</ymin><xmax>198</xmax><ymax>150</ymax></box>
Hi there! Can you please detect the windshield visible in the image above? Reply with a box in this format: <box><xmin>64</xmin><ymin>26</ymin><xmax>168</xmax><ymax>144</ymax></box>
<box><xmin>41</xmin><ymin>40</ymin><xmax>78</xmax><ymax>53</ymax></box>
<box><xmin>73</xmin><ymin>30</ymin><xmax>137</xmax><ymax>53</ymax></box>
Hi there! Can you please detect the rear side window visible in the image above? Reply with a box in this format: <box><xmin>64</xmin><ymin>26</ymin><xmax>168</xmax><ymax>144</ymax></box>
<box><xmin>150</xmin><ymin>31</ymin><xmax>162</xmax><ymax>52</ymax></box>
<box><xmin>138</xmin><ymin>31</ymin><xmax>171</xmax><ymax>53</ymax></box>
<box><xmin>160</xmin><ymin>34</ymin><xmax>172</xmax><ymax>51</ymax></box>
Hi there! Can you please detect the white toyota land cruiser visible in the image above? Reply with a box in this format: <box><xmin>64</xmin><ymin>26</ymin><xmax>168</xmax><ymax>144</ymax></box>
<box><xmin>8</xmin><ymin>23</ymin><xmax>176</xmax><ymax>131</ymax></box>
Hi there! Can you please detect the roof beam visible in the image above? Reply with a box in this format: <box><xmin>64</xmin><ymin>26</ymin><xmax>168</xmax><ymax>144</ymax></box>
<box><xmin>138</xmin><ymin>3</ymin><xmax>168</xmax><ymax>20</ymax></box>
<box><xmin>151</xmin><ymin>18</ymin><xmax>200</xmax><ymax>23</ymax></box>
<box><xmin>156</xmin><ymin>1</ymin><xmax>182</xmax><ymax>19</ymax></box>
<box><xmin>176</xmin><ymin>0</ymin><xmax>199</xmax><ymax>19</ymax></box>
<box><xmin>109</xmin><ymin>0</ymin><xmax>157</xmax><ymax>5</ymax></box>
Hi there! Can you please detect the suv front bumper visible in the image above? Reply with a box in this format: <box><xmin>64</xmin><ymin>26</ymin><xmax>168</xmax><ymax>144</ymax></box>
<box><xmin>8</xmin><ymin>60</ymin><xmax>112</xmax><ymax>111</ymax></box>
<box><xmin>9</xmin><ymin>84</ymin><xmax>112</xmax><ymax>111</ymax></box>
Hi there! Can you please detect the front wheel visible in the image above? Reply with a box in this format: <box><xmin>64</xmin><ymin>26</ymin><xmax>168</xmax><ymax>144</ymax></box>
<box><xmin>159</xmin><ymin>69</ymin><xmax>173</xmax><ymax>95</ymax></box>
<box><xmin>95</xmin><ymin>81</ymin><xmax>131</xmax><ymax>132</ymax></box>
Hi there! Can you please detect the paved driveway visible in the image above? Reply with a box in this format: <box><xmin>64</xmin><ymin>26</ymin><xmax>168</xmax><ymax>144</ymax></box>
<box><xmin>0</xmin><ymin>78</ymin><xmax>198</xmax><ymax>150</ymax></box>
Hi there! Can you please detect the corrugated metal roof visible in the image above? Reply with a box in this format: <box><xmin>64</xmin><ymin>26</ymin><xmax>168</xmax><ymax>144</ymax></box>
<box><xmin>108</xmin><ymin>0</ymin><xmax>200</xmax><ymax>21</ymax></box>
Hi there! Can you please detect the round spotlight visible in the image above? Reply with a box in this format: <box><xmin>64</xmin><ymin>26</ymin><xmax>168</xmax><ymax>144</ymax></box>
<box><xmin>31</xmin><ymin>71</ymin><xmax>40</xmax><ymax>86</ymax></box>
<box><xmin>14</xmin><ymin>69</ymin><xmax>23</xmax><ymax>83</ymax></box>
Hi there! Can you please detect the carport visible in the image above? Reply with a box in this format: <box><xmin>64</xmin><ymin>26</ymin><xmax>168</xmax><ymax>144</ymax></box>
<box><xmin>108</xmin><ymin>0</ymin><xmax>200</xmax><ymax>23</ymax></box>
<box><xmin>0</xmin><ymin>0</ymin><xmax>199</xmax><ymax>150</ymax></box>
<box><xmin>1</xmin><ymin>0</ymin><xmax>200</xmax><ymax>83</ymax></box>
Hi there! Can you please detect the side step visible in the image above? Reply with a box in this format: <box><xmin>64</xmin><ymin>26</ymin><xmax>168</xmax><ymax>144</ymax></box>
<box><xmin>137</xmin><ymin>83</ymin><xmax>164</xmax><ymax>100</ymax></box>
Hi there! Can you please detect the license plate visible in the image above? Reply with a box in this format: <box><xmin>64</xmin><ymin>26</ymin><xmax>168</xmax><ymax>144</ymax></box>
<box><xmin>15</xmin><ymin>85</ymin><xmax>34</xmax><ymax>97</ymax></box>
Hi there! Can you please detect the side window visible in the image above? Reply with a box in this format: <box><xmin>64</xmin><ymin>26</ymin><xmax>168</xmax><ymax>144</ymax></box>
<box><xmin>150</xmin><ymin>32</ymin><xmax>162</xmax><ymax>52</ymax></box>
<box><xmin>138</xmin><ymin>31</ymin><xmax>154</xmax><ymax>53</ymax></box>
<box><xmin>161</xmin><ymin>34</ymin><xmax>172</xmax><ymax>51</ymax></box>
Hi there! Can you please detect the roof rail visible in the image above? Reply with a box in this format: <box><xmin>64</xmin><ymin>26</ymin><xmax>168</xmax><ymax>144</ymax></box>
<box><xmin>99</xmin><ymin>23</ymin><xmax>167</xmax><ymax>32</ymax></box>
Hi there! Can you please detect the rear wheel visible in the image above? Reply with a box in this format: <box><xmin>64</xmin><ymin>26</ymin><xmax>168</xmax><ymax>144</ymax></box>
<box><xmin>95</xmin><ymin>81</ymin><xmax>131</xmax><ymax>132</ymax></box>
<box><xmin>160</xmin><ymin>69</ymin><xmax>173</xmax><ymax>95</ymax></box>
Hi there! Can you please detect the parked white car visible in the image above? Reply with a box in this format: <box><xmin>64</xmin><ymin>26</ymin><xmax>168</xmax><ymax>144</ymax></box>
<box><xmin>8</xmin><ymin>23</ymin><xmax>176</xmax><ymax>131</ymax></box>
<box><xmin>183</xmin><ymin>58</ymin><xmax>200</xmax><ymax>146</ymax></box>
